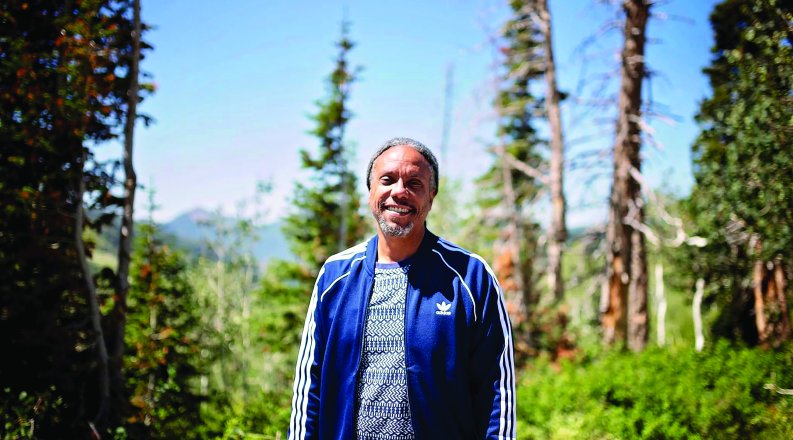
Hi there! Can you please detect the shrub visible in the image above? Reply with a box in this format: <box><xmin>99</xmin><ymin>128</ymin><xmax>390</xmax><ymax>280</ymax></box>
<box><xmin>516</xmin><ymin>341</ymin><xmax>793</xmax><ymax>439</ymax></box>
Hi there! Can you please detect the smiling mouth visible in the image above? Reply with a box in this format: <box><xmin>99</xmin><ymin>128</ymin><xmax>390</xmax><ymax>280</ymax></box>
<box><xmin>382</xmin><ymin>204</ymin><xmax>414</xmax><ymax>214</ymax></box>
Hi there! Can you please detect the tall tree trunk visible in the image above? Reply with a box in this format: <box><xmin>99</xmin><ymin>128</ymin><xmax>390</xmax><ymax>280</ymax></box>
<box><xmin>495</xmin><ymin>154</ymin><xmax>529</xmax><ymax>331</ymax></box>
<box><xmin>111</xmin><ymin>0</ymin><xmax>142</xmax><ymax>421</ymax></box>
<box><xmin>602</xmin><ymin>0</ymin><xmax>650</xmax><ymax>351</ymax></box>
<box><xmin>144</xmin><ymin>305</ymin><xmax>157</xmax><ymax>426</ymax></box>
<box><xmin>693</xmin><ymin>278</ymin><xmax>705</xmax><ymax>351</ymax></box>
<box><xmin>338</xmin><ymin>174</ymin><xmax>348</xmax><ymax>252</ymax></box>
<box><xmin>753</xmin><ymin>247</ymin><xmax>791</xmax><ymax>348</ymax></box>
<box><xmin>627</xmin><ymin>205</ymin><xmax>648</xmax><ymax>351</ymax></box>
<box><xmin>74</xmin><ymin>155</ymin><xmax>112</xmax><ymax>426</ymax></box>
<box><xmin>536</xmin><ymin>0</ymin><xmax>567</xmax><ymax>303</ymax></box>
<box><xmin>654</xmin><ymin>262</ymin><xmax>666</xmax><ymax>346</ymax></box>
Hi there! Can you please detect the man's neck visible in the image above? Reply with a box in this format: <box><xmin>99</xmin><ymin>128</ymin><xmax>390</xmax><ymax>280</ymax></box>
<box><xmin>376</xmin><ymin>227</ymin><xmax>425</xmax><ymax>263</ymax></box>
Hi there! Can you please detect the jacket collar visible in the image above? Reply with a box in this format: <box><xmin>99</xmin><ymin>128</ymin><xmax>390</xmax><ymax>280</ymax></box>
<box><xmin>364</xmin><ymin>227</ymin><xmax>439</xmax><ymax>276</ymax></box>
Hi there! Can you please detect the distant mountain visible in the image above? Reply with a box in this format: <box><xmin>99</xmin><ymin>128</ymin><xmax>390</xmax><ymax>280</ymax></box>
<box><xmin>89</xmin><ymin>207</ymin><xmax>293</xmax><ymax>267</ymax></box>
<box><xmin>161</xmin><ymin>208</ymin><xmax>293</xmax><ymax>264</ymax></box>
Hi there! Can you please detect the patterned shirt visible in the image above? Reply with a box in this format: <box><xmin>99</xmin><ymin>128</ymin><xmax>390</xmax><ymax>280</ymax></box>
<box><xmin>355</xmin><ymin>261</ymin><xmax>415</xmax><ymax>440</ymax></box>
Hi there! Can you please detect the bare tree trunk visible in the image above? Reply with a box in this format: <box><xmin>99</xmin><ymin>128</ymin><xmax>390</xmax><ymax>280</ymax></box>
<box><xmin>110</xmin><ymin>0</ymin><xmax>142</xmax><ymax>420</ymax></box>
<box><xmin>627</xmin><ymin>204</ymin><xmax>648</xmax><ymax>351</ymax></box>
<box><xmin>241</xmin><ymin>257</ymin><xmax>253</xmax><ymax>400</ymax></box>
<box><xmin>440</xmin><ymin>62</ymin><xmax>454</xmax><ymax>171</ymax></box>
<box><xmin>495</xmin><ymin>153</ymin><xmax>529</xmax><ymax>332</ymax></box>
<box><xmin>492</xmin><ymin>146</ymin><xmax>535</xmax><ymax>360</ymax></box>
<box><xmin>213</xmin><ymin>255</ymin><xmax>226</xmax><ymax>390</ymax></box>
<box><xmin>773</xmin><ymin>258</ymin><xmax>791</xmax><ymax>343</ymax></box>
<box><xmin>74</xmin><ymin>159</ymin><xmax>111</xmax><ymax>426</ymax></box>
<box><xmin>753</xmin><ymin>251</ymin><xmax>791</xmax><ymax>348</ymax></box>
<box><xmin>144</xmin><ymin>305</ymin><xmax>157</xmax><ymax>426</ymax></box>
<box><xmin>338</xmin><ymin>176</ymin><xmax>348</xmax><ymax>252</ymax></box>
<box><xmin>536</xmin><ymin>0</ymin><xmax>566</xmax><ymax>303</ymax></box>
<box><xmin>602</xmin><ymin>0</ymin><xmax>650</xmax><ymax>351</ymax></box>
<box><xmin>753</xmin><ymin>256</ymin><xmax>768</xmax><ymax>343</ymax></box>
<box><xmin>694</xmin><ymin>278</ymin><xmax>705</xmax><ymax>352</ymax></box>
<box><xmin>654</xmin><ymin>262</ymin><xmax>666</xmax><ymax>346</ymax></box>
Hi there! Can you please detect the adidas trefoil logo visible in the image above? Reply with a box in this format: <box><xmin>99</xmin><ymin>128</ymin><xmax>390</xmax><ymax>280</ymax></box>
<box><xmin>435</xmin><ymin>301</ymin><xmax>452</xmax><ymax>316</ymax></box>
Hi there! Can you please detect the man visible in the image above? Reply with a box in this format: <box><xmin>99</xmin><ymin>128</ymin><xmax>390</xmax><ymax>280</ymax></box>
<box><xmin>289</xmin><ymin>137</ymin><xmax>516</xmax><ymax>439</ymax></box>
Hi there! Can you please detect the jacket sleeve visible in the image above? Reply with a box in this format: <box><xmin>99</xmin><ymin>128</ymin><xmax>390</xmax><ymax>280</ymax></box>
<box><xmin>470</xmin><ymin>260</ymin><xmax>516</xmax><ymax>440</ymax></box>
<box><xmin>288</xmin><ymin>267</ymin><xmax>326</xmax><ymax>440</ymax></box>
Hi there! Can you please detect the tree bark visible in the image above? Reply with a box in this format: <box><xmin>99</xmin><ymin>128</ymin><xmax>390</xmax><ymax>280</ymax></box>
<box><xmin>602</xmin><ymin>0</ymin><xmax>650</xmax><ymax>351</ymax></box>
<box><xmin>74</xmin><ymin>157</ymin><xmax>111</xmax><ymax>426</ymax></box>
<box><xmin>111</xmin><ymin>0</ymin><xmax>142</xmax><ymax>421</ymax></box>
<box><xmin>494</xmin><ymin>152</ymin><xmax>530</xmax><ymax>334</ymax></box>
<box><xmin>654</xmin><ymin>262</ymin><xmax>666</xmax><ymax>346</ymax></box>
<box><xmin>694</xmin><ymin>278</ymin><xmax>705</xmax><ymax>352</ymax></box>
<box><xmin>536</xmin><ymin>0</ymin><xmax>567</xmax><ymax>303</ymax></box>
<box><xmin>772</xmin><ymin>258</ymin><xmax>791</xmax><ymax>343</ymax></box>
<box><xmin>753</xmin><ymin>251</ymin><xmax>791</xmax><ymax>348</ymax></box>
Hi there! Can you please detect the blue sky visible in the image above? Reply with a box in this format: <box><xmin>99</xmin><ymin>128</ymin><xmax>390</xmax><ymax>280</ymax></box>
<box><xmin>103</xmin><ymin>0</ymin><xmax>719</xmax><ymax>227</ymax></box>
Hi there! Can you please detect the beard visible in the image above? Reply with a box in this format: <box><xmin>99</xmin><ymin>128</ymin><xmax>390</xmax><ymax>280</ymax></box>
<box><xmin>371</xmin><ymin>201</ymin><xmax>422</xmax><ymax>237</ymax></box>
<box><xmin>374</xmin><ymin>211</ymin><xmax>415</xmax><ymax>237</ymax></box>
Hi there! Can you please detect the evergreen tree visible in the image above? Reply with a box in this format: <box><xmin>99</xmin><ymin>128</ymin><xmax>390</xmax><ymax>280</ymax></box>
<box><xmin>241</xmin><ymin>19</ymin><xmax>367</xmax><ymax>434</ymax></box>
<box><xmin>686</xmin><ymin>0</ymin><xmax>792</xmax><ymax>347</ymax></box>
<box><xmin>124</xmin><ymin>195</ymin><xmax>204</xmax><ymax>439</ymax></box>
<box><xmin>282</xmin><ymin>19</ymin><xmax>366</xmax><ymax>285</ymax></box>
<box><xmin>478</xmin><ymin>0</ymin><xmax>545</xmax><ymax>354</ymax></box>
<box><xmin>0</xmin><ymin>1</ymin><xmax>151</xmax><ymax>434</ymax></box>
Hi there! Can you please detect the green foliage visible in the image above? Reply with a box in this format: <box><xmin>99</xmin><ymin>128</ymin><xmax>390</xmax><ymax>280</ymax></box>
<box><xmin>685</xmin><ymin>0</ymin><xmax>793</xmax><ymax>343</ymax></box>
<box><xmin>189</xmin><ymin>204</ymin><xmax>263</xmax><ymax>402</ymax></box>
<box><xmin>483</xmin><ymin>0</ymin><xmax>545</xmax><ymax>207</ymax></box>
<box><xmin>230</xmin><ymin>20</ymin><xmax>369</xmax><ymax>437</ymax></box>
<box><xmin>200</xmin><ymin>391</ymin><xmax>291</xmax><ymax>439</ymax></box>
<box><xmin>282</xmin><ymin>19</ymin><xmax>366</xmax><ymax>286</ymax></box>
<box><xmin>123</xmin><ymin>219</ymin><xmax>204</xmax><ymax>439</ymax></box>
<box><xmin>517</xmin><ymin>341</ymin><xmax>793</xmax><ymax>439</ymax></box>
<box><xmin>1</xmin><ymin>387</ymin><xmax>64</xmax><ymax>439</ymax></box>
<box><xmin>426</xmin><ymin>177</ymin><xmax>469</xmax><ymax>244</ymax></box>
<box><xmin>0</xmin><ymin>1</ymin><xmax>152</xmax><ymax>435</ymax></box>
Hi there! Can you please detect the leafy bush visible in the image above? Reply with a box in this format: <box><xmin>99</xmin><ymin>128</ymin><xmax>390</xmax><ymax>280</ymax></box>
<box><xmin>1</xmin><ymin>387</ymin><xmax>64</xmax><ymax>439</ymax></box>
<box><xmin>517</xmin><ymin>341</ymin><xmax>793</xmax><ymax>439</ymax></box>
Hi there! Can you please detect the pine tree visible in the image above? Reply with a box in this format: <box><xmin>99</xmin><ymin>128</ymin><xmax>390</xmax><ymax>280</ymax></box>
<box><xmin>282</xmin><ymin>19</ymin><xmax>366</xmax><ymax>285</ymax></box>
<box><xmin>0</xmin><ymin>1</ymin><xmax>151</xmax><ymax>434</ymax></box>
<box><xmin>686</xmin><ymin>0</ymin><xmax>792</xmax><ymax>347</ymax></box>
<box><xmin>479</xmin><ymin>0</ymin><xmax>545</xmax><ymax>352</ymax></box>
<box><xmin>124</xmin><ymin>194</ymin><xmax>204</xmax><ymax>439</ymax></box>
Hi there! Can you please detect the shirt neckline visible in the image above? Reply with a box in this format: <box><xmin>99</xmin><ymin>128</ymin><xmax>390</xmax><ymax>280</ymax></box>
<box><xmin>375</xmin><ymin>255</ymin><xmax>413</xmax><ymax>270</ymax></box>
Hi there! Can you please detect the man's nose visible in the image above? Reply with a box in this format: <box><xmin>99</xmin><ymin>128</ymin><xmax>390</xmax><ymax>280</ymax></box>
<box><xmin>391</xmin><ymin>179</ymin><xmax>408</xmax><ymax>198</ymax></box>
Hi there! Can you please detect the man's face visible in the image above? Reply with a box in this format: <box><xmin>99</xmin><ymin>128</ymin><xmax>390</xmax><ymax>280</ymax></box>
<box><xmin>368</xmin><ymin>145</ymin><xmax>436</xmax><ymax>238</ymax></box>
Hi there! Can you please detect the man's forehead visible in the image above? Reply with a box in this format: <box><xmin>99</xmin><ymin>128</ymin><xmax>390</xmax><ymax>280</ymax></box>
<box><xmin>374</xmin><ymin>145</ymin><xmax>432</xmax><ymax>173</ymax></box>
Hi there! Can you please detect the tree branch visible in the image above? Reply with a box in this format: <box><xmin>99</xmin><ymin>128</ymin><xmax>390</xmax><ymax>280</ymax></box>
<box><xmin>492</xmin><ymin>145</ymin><xmax>550</xmax><ymax>184</ymax></box>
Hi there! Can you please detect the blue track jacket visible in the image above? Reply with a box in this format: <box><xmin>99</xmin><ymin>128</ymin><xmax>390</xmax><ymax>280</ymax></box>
<box><xmin>289</xmin><ymin>230</ymin><xmax>516</xmax><ymax>439</ymax></box>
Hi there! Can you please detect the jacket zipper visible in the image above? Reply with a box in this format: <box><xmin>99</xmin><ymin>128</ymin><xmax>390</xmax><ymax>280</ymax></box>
<box><xmin>352</xmin><ymin>273</ymin><xmax>375</xmax><ymax>433</ymax></box>
<box><xmin>404</xmin><ymin>265</ymin><xmax>417</xmax><ymax>435</ymax></box>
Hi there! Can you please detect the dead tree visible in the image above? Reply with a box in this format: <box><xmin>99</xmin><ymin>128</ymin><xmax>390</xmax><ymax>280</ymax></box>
<box><xmin>74</xmin><ymin>154</ymin><xmax>112</xmax><ymax>426</ymax></box>
<box><xmin>752</xmin><ymin>242</ymin><xmax>791</xmax><ymax>348</ymax></box>
<box><xmin>602</xmin><ymin>0</ymin><xmax>651</xmax><ymax>351</ymax></box>
<box><xmin>111</xmin><ymin>0</ymin><xmax>142</xmax><ymax>421</ymax></box>
<box><xmin>535</xmin><ymin>0</ymin><xmax>567</xmax><ymax>303</ymax></box>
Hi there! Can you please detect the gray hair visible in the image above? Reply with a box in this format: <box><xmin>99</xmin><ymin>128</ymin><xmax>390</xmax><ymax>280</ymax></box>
<box><xmin>366</xmin><ymin>137</ymin><xmax>439</xmax><ymax>192</ymax></box>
